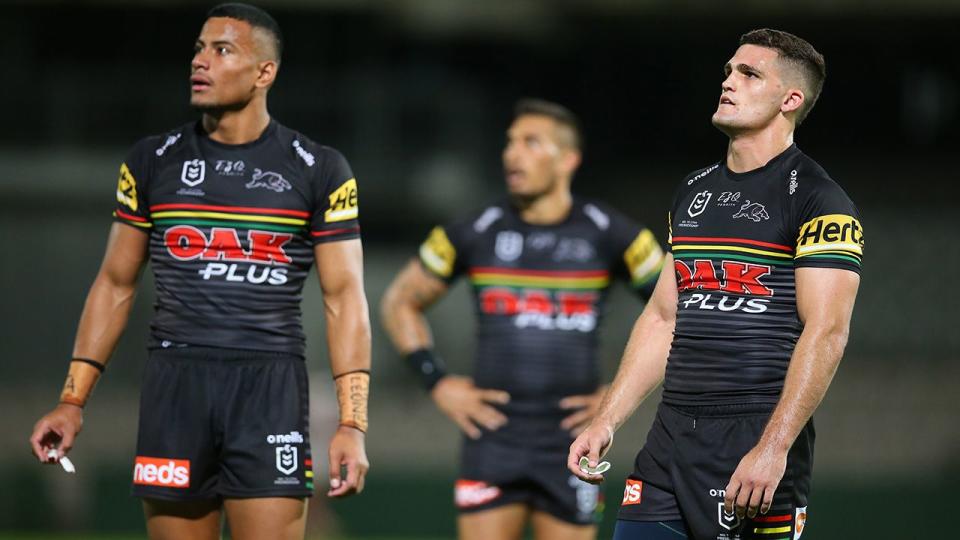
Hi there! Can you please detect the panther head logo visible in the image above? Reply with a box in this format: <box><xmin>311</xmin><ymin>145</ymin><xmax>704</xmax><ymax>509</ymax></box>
<box><xmin>246</xmin><ymin>169</ymin><xmax>292</xmax><ymax>193</ymax></box>
<box><xmin>732</xmin><ymin>200</ymin><xmax>770</xmax><ymax>222</ymax></box>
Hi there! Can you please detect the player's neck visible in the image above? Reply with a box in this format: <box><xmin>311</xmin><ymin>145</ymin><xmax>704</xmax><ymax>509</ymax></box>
<box><xmin>515</xmin><ymin>187</ymin><xmax>572</xmax><ymax>225</ymax></box>
<box><xmin>201</xmin><ymin>102</ymin><xmax>271</xmax><ymax>145</ymax></box>
<box><xmin>725</xmin><ymin>127</ymin><xmax>794</xmax><ymax>174</ymax></box>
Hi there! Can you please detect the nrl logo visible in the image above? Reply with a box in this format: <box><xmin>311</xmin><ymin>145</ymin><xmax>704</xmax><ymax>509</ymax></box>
<box><xmin>718</xmin><ymin>502</ymin><xmax>741</xmax><ymax>531</ymax></box>
<box><xmin>687</xmin><ymin>190</ymin><xmax>712</xmax><ymax>217</ymax></box>
<box><xmin>181</xmin><ymin>159</ymin><xmax>206</xmax><ymax>187</ymax></box>
<box><xmin>246</xmin><ymin>169</ymin><xmax>292</xmax><ymax>193</ymax></box>
<box><xmin>275</xmin><ymin>444</ymin><xmax>298</xmax><ymax>475</ymax></box>
<box><xmin>495</xmin><ymin>231</ymin><xmax>523</xmax><ymax>261</ymax></box>
<box><xmin>732</xmin><ymin>200</ymin><xmax>770</xmax><ymax>222</ymax></box>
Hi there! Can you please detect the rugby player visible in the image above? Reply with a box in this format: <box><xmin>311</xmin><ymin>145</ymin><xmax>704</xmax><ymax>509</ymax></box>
<box><xmin>28</xmin><ymin>4</ymin><xmax>371</xmax><ymax>539</ymax></box>
<box><xmin>568</xmin><ymin>29</ymin><xmax>864</xmax><ymax>540</ymax></box>
<box><xmin>381</xmin><ymin>99</ymin><xmax>665</xmax><ymax>540</ymax></box>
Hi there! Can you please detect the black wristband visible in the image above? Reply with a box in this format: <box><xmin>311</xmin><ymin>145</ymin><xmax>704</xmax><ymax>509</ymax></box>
<box><xmin>405</xmin><ymin>348</ymin><xmax>447</xmax><ymax>391</ymax></box>
<box><xmin>72</xmin><ymin>357</ymin><xmax>105</xmax><ymax>372</ymax></box>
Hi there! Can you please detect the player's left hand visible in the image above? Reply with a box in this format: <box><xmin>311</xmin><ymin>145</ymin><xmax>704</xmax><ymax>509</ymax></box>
<box><xmin>724</xmin><ymin>443</ymin><xmax>787</xmax><ymax>519</ymax></box>
<box><xmin>559</xmin><ymin>385</ymin><xmax>608</xmax><ymax>436</ymax></box>
<box><xmin>327</xmin><ymin>425</ymin><xmax>369</xmax><ymax>498</ymax></box>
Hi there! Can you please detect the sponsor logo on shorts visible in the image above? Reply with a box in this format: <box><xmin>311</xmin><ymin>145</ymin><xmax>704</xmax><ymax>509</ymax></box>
<box><xmin>324</xmin><ymin>179</ymin><xmax>359</xmax><ymax>222</ymax></box>
<box><xmin>181</xmin><ymin>159</ymin><xmax>206</xmax><ymax>187</ymax></box>
<box><xmin>718</xmin><ymin>502</ymin><xmax>740</xmax><ymax>531</ymax></box>
<box><xmin>621</xmin><ymin>479</ymin><xmax>643</xmax><ymax>506</ymax></box>
<box><xmin>133</xmin><ymin>456</ymin><xmax>190</xmax><ymax>488</ymax></box>
<box><xmin>454</xmin><ymin>479</ymin><xmax>501</xmax><ymax>508</ymax></box>
<box><xmin>266</xmin><ymin>431</ymin><xmax>305</xmax><ymax>444</ymax></box>
<box><xmin>794</xmin><ymin>506</ymin><xmax>808</xmax><ymax>539</ymax></box>
<box><xmin>276</xmin><ymin>444</ymin><xmax>298</xmax><ymax>475</ymax></box>
<box><xmin>688</xmin><ymin>190</ymin><xmax>712</xmax><ymax>217</ymax></box>
<box><xmin>568</xmin><ymin>475</ymin><xmax>600</xmax><ymax>517</ymax></box>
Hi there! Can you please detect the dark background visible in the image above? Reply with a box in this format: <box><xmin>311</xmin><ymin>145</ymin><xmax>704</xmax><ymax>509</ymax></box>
<box><xmin>0</xmin><ymin>1</ymin><xmax>957</xmax><ymax>538</ymax></box>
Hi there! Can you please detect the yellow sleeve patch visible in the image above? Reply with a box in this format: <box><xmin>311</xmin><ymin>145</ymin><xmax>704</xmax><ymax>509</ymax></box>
<box><xmin>624</xmin><ymin>229</ymin><xmax>664</xmax><ymax>285</ymax></box>
<box><xmin>324</xmin><ymin>178</ymin><xmax>359</xmax><ymax>223</ymax></box>
<box><xmin>419</xmin><ymin>226</ymin><xmax>457</xmax><ymax>278</ymax></box>
<box><xmin>116</xmin><ymin>163</ymin><xmax>138</xmax><ymax>211</ymax></box>
<box><xmin>795</xmin><ymin>214</ymin><xmax>864</xmax><ymax>258</ymax></box>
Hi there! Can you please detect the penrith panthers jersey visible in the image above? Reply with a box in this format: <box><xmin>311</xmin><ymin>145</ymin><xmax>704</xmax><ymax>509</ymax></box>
<box><xmin>419</xmin><ymin>198</ymin><xmax>664</xmax><ymax>411</ymax></box>
<box><xmin>113</xmin><ymin>120</ymin><xmax>360</xmax><ymax>357</ymax></box>
<box><xmin>664</xmin><ymin>144</ymin><xmax>863</xmax><ymax>406</ymax></box>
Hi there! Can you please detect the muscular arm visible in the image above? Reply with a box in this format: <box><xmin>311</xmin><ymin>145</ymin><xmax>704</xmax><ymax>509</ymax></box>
<box><xmin>725</xmin><ymin>266</ymin><xmax>860</xmax><ymax>517</ymax></box>
<box><xmin>73</xmin><ymin>223</ymin><xmax>150</xmax><ymax>363</ymax></box>
<box><xmin>594</xmin><ymin>252</ymin><xmax>677</xmax><ymax>433</ymax></box>
<box><xmin>29</xmin><ymin>223</ymin><xmax>148</xmax><ymax>461</ymax></box>
<box><xmin>314</xmin><ymin>239</ymin><xmax>372</xmax><ymax>497</ymax></box>
<box><xmin>315</xmin><ymin>239</ymin><xmax>371</xmax><ymax>376</ymax></box>
<box><xmin>568</xmin><ymin>253</ymin><xmax>678</xmax><ymax>479</ymax></box>
<box><xmin>759</xmin><ymin>267</ymin><xmax>859</xmax><ymax>451</ymax></box>
<box><xmin>379</xmin><ymin>258</ymin><xmax>448</xmax><ymax>354</ymax></box>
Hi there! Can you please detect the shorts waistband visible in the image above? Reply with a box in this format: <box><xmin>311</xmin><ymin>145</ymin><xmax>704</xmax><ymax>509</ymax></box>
<box><xmin>665</xmin><ymin>402</ymin><xmax>774</xmax><ymax>417</ymax></box>
<box><xmin>149</xmin><ymin>345</ymin><xmax>302</xmax><ymax>363</ymax></box>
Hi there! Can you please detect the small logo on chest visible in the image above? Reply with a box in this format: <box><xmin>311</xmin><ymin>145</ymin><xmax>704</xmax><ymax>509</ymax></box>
<box><xmin>246</xmin><ymin>169</ymin><xmax>292</xmax><ymax>193</ymax></box>
<box><xmin>495</xmin><ymin>231</ymin><xmax>523</xmax><ymax>261</ymax></box>
<box><xmin>687</xmin><ymin>190</ymin><xmax>712</xmax><ymax>217</ymax></box>
<box><xmin>181</xmin><ymin>159</ymin><xmax>206</xmax><ymax>187</ymax></box>
<box><xmin>732</xmin><ymin>200</ymin><xmax>770</xmax><ymax>222</ymax></box>
<box><xmin>215</xmin><ymin>159</ymin><xmax>246</xmax><ymax>176</ymax></box>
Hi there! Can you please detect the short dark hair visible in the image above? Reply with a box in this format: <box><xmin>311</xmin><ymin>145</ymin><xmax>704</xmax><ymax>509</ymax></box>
<box><xmin>207</xmin><ymin>3</ymin><xmax>283</xmax><ymax>62</ymax></box>
<box><xmin>740</xmin><ymin>28</ymin><xmax>825</xmax><ymax>125</ymax></box>
<box><xmin>514</xmin><ymin>98</ymin><xmax>583</xmax><ymax>150</ymax></box>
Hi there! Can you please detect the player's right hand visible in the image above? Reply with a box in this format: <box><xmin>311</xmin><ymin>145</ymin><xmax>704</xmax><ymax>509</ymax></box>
<box><xmin>567</xmin><ymin>422</ymin><xmax>613</xmax><ymax>484</ymax></box>
<box><xmin>430</xmin><ymin>375</ymin><xmax>510</xmax><ymax>439</ymax></box>
<box><xmin>29</xmin><ymin>404</ymin><xmax>83</xmax><ymax>463</ymax></box>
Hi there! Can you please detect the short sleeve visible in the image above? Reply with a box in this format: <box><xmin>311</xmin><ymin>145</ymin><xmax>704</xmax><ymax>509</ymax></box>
<box><xmin>607</xmin><ymin>210</ymin><xmax>664</xmax><ymax>300</ymax></box>
<box><xmin>418</xmin><ymin>223</ymin><xmax>470</xmax><ymax>284</ymax></box>
<box><xmin>112</xmin><ymin>140</ymin><xmax>153</xmax><ymax>231</ymax></box>
<box><xmin>792</xmin><ymin>178</ymin><xmax>864</xmax><ymax>274</ymax></box>
<box><xmin>310</xmin><ymin>149</ymin><xmax>361</xmax><ymax>244</ymax></box>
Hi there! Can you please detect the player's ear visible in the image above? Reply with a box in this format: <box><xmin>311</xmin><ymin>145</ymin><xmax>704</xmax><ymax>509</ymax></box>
<box><xmin>255</xmin><ymin>60</ymin><xmax>279</xmax><ymax>89</ymax></box>
<box><xmin>781</xmin><ymin>87</ymin><xmax>804</xmax><ymax>116</ymax></box>
<box><xmin>560</xmin><ymin>148</ymin><xmax>582</xmax><ymax>174</ymax></box>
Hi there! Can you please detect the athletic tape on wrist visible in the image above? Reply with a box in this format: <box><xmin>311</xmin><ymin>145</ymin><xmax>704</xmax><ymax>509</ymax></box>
<box><xmin>404</xmin><ymin>348</ymin><xmax>447</xmax><ymax>391</ymax></box>
<box><xmin>59</xmin><ymin>358</ymin><xmax>106</xmax><ymax>407</ymax></box>
<box><xmin>335</xmin><ymin>371</ymin><xmax>369</xmax><ymax>432</ymax></box>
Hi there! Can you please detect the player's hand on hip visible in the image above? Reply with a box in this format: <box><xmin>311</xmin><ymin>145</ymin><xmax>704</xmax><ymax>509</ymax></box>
<box><xmin>327</xmin><ymin>425</ymin><xmax>370</xmax><ymax>498</ymax></box>
<box><xmin>29</xmin><ymin>403</ymin><xmax>83</xmax><ymax>463</ymax></box>
<box><xmin>724</xmin><ymin>443</ymin><xmax>788</xmax><ymax>519</ymax></box>
<box><xmin>559</xmin><ymin>385</ymin><xmax>609</xmax><ymax>436</ymax></box>
<box><xmin>430</xmin><ymin>375</ymin><xmax>509</xmax><ymax>439</ymax></box>
<box><xmin>567</xmin><ymin>422</ymin><xmax>614</xmax><ymax>484</ymax></box>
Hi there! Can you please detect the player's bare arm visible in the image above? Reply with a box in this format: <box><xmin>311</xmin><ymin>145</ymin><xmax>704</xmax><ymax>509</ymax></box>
<box><xmin>380</xmin><ymin>259</ymin><xmax>510</xmax><ymax>440</ymax></box>
<box><xmin>30</xmin><ymin>223</ymin><xmax>149</xmax><ymax>462</ymax></box>
<box><xmin>724</xmin><ymin>266</ymin><xmax>860</xmax><ymax>519</ymax></box>
<box><xmin>568</xmin><ymin>253</ymin><xmax>678</xmax><ymax>482</ymax></box>
<box><xmin>315</xmin><ymin>239</ymin><xmax>372</xmax><ymax>498</ymax></box>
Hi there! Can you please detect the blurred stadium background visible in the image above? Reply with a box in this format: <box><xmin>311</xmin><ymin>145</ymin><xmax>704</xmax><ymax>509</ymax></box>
<box><xmin>1</xmin><ymin>1</ymin><xmax>958</xmax><ymax>538</ymax></box>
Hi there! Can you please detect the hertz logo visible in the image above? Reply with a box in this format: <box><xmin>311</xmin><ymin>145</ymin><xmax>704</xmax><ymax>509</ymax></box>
<box><xmin>116</xmin><ymin>163</ymin><xmax>138</xmax><ymax>211</ymax></box>
<box><xmin>324</xmin><ymin>178</ymin><xmax>359</xmax><ymax>223</ymax></box>
<box><xmin>796</xmin><ymin>214</ymin><xmax>864</xmax><ymax>256</ymax></box>
<box><xmin>419</xmin><ymin>227</ymin><xmax>456</xmax><ymax>278</ymax></box>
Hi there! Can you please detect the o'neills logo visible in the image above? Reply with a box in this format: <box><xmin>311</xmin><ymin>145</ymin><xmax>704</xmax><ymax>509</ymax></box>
<box><xmin>454</xmin><ymin>480</ymin><xmax>501</xmax><ymax>508</ymax></box>
<box><xmin>133</xmin><ymin>457</ymin><xmax>190</xmax><ymax>488</ymax></box>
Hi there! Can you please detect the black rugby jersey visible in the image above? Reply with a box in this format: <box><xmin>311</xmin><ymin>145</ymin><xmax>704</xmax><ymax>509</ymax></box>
<box><xmin>113</xmin><ymin>120</ymin><xmax>360</xmax><ymax>356</ymax></box>
<box><xmin>419</xmin><ymin>198</ymin><xmax>664</xmax><ymax>411</ymax></box>
<box><xmin>664</xmin><ymin>144</ymin><xmax>863</xmax><ymax>405</ymax></box>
